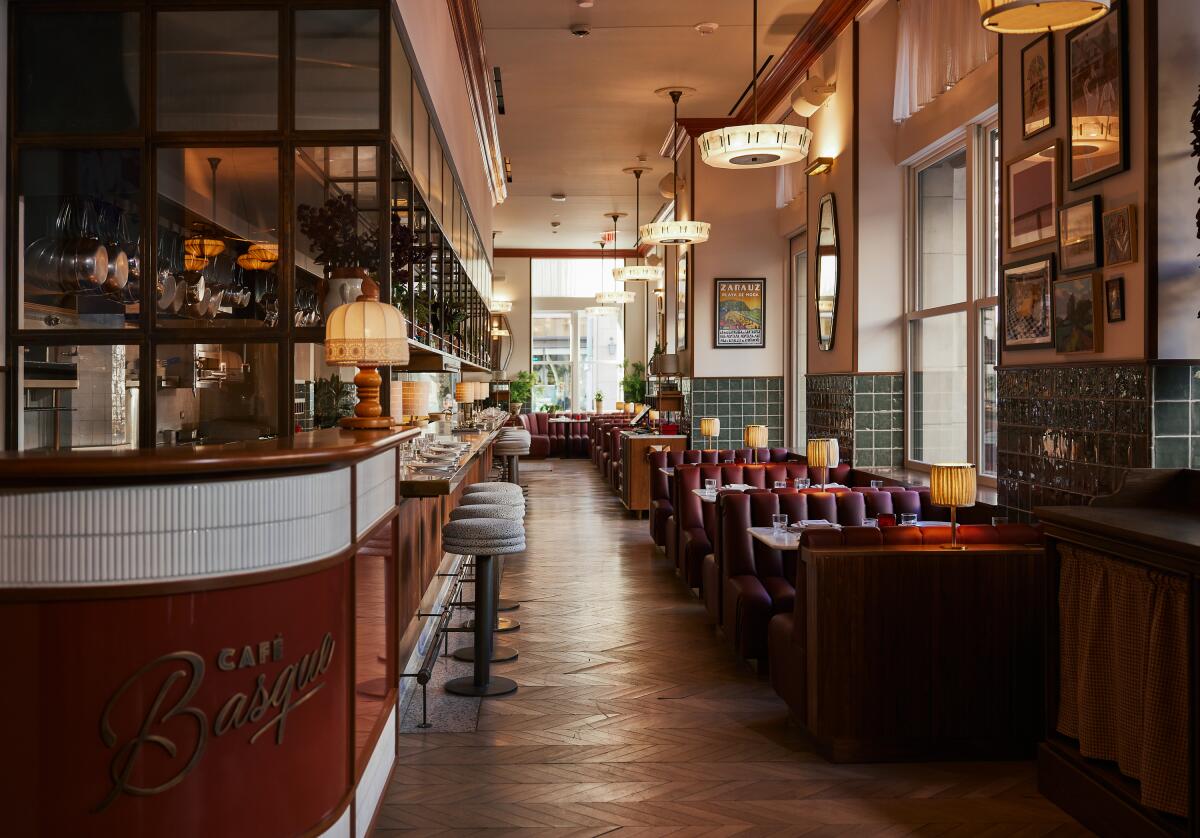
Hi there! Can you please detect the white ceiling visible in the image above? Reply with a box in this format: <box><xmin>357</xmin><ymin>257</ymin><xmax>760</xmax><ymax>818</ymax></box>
<box><xmin>480</xmin><ymin>0</ymin><xmax>821</xmax><ymax>250</ymax></box>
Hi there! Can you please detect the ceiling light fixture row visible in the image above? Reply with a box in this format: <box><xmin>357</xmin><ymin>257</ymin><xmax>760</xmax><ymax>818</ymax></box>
<box><xmin>698</xmin><ymin>0</ymin><xmax>813</xmax><ymax>170</ymax></box>
<box><xmin>640</xmin><ymin>89</ymin><xmax>711</xmax><ymax>247</ymax></box>
<box><xmin>614</xmin><ymin>165</ymin><xmax>665</xmax><ymax>283</ymax></box>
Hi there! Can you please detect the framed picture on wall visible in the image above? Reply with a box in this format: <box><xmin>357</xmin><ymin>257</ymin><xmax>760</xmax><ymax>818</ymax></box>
<box><xmin>714</xmin><ymin>278</ymin><xmax>765</xmax><ymax>348</ymax></box>
<box><xmin>1058</xmin><ymin>196</ymin><xmax>1101</xmax><ymax>272</ymax></box>
<box><xmin>1105</xmin><ymin>276</ymin><xmax>1126</xmax><ymax>322</ymax></box>
<box><xmin>1053</xmin><ymin>273</ymin><xmax>1103</xmax><ymax>353</ymax></box>
<box><xmin>1007</xmin><ymin>142</ymin><xmax>1060</xmax><ymax>251</ymax></box>
<box><xmin>1002</xmin><ymin>254</ymin><xmax>1054</xmax><ymax>349</ymax></box>
<box><xmin>1021</xmin><ymin>33</ymin><xmax>1054</xmax><ymax>139</ymax></box>
<box><xmin>676</xmin><ymin>248</ymin><xmax>688</xmax><ymax>350</ymax></box>
<box><xmin>1101</xmin><ymin>203</ymin><xmax>1137</xmax><ymax>265</ymax></box>
<box><xmin>1067</xmin><ymin>1</ymin><xmax>1128</xmax><ymax>188</ymax></box>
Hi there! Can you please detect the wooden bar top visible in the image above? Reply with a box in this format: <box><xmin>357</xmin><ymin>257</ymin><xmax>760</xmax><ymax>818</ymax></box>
<box><xmin>397</xmin><ymin>425</ymin><xmax>504</xmax><ymax>497</ymax></box>
<box><xmin>0</xmin><ymin>426</ymin><xmax>422</xmax><ymax>486</ymax></box>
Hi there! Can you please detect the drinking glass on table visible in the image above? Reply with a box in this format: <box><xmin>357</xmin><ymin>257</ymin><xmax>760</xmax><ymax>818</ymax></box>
<box><xmin>704</xmin><ymin>478</ymin><xmax>717</xmax><ymax>494</ymax></box>
<box><xmin>869</xmin><ymin>479</ymin><xmax>883</xmax><ymax>490</ymax></box>
<box><xmin>863</xmin><ymin>517</ymin><xmax>878</xmax><ymax>528</ymax></box>
<box><xmin>795</xmin><ymin>478</ymin><xmax>811</xmax><ymax>489</ymax></box>
<box><xmin>774</xmin><ymin>481</ymin><xmax>788</xmax><ymax>489</ymax></box>
<box><xmin>991</xmin><ymin>516</ymin><xmax>1009</xmax><ymax>527</ymax></box>
<box><xmin>771</xmin><ymin>513</ymin><xmax>788</xmax><ymax>532</ymax></box>
<box><xmin>899</xmin><ymin>513</ymin><xmax>918</xmax><ymax>526</ymax></box>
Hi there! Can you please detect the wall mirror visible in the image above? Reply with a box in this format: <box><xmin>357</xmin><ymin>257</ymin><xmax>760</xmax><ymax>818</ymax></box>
<box><xmin>815</xmin><ymin>193</ymin><xmax>839</xmax><ymax>351</ymax></box>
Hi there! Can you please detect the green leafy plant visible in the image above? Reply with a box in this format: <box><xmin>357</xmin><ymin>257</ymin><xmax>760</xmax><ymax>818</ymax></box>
<box><xmin>314</xmin><ymin>373</ymin><xmax>355</xmax><ymax>428</ymax></box>
<box><xmin>539</xmin><ymin>403</ymin><xmax>553</xmax><ymax>412</ymax></box>
<box><xmin>620</xmin><ymin>361</ymin><xmax>647</xmax><ymax>403</ymax></box>
<box><xmin>509</xmin><ymin>370</ymin><xmax>536</xmax><ymax>406</ymax></box>
<box><xmin>594</xmin><ymin>390</ymin><xmax>604</xmax><ymax>403</ymax></box>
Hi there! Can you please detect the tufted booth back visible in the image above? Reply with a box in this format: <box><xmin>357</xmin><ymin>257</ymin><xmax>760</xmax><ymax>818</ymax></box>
<box><xmin>801</xmin><ymin>523</ymin><xmax>1042</xmax><ymax>549</ymax></box>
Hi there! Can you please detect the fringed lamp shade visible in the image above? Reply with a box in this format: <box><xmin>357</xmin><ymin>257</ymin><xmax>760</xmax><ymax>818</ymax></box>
<box><xmin>930</xmin><ymin>464</ymin><xmax>977</xmax><ymax>508</ymax></box>
<box><xmin>699</xmin><ymin>417</ymin><xmax>721</xmax><ymax>440</ymax></box>
<box><xmin>325</xmin><ymin>290</ymin><xmax>409</xmax><ymax>429</ymax></box>
<box><xmin>806</xmin><ymin>438</ymin><xmax>839</xmax><ymax>468</ymax></box>
<box><xmin>978</xmin><ymin>0</ymin><xmax>1111</xmax><ymax>33</ymax></box>
<box><xmin>743</xmin><ymin>424</ymin><xmax>768</xmax><ymax>449</ymax></box>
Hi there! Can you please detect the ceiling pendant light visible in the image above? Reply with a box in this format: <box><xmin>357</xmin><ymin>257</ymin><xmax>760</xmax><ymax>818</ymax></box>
<box><xmin>640</xmin><ymin>90</ymin><xmax>712</xmax><ymax>246</ymax></box>
<box><xmin>978</xmin><ymin>0</ymin><xmax>1112</xmax><ymax>33</ymax></box>
<box><xmin>698</xmin><ymin>0</ymin><xmax>812</xmax><ymax>169</ymax></box>
<box><xmin>614</xmin><ymin>167</ymin><xmax>665</xmax><ymax>283</ymax></box>
<box><xmin>596</xmin><ymin>290</ymin><xmax>636</xmax><ymax>305</ymax></box>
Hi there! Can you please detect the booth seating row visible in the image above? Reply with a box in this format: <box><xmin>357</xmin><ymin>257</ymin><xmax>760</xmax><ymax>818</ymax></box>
<box><xmin>765</xmin><ymin>522</ymin><xmax>1045</xmax><ymax>762</ymax></box>
<box><xmin>510</xmin><ymin>412</ymin><xmax>630</xmax><ymax>459</ymax></box>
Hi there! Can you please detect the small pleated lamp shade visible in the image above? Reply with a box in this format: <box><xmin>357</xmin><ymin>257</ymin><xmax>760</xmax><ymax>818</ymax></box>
<box><xmin>699</xmin><ymin>417</ymin><xmax>721</xmax><ymax>439</ymax></box>
<box><xmin>325</xmin><ymin>299</ymin><xmax>410</xmax><ymax>366</ymax></box>
<box><xmin>474</xmin><ymin>381</ymin><xmax>489</xmax><ymax>401</ymax></box>
<box><xmin>455</xmin><ymin>382</ymin><xmax>472</xmax><ymax>403</ymax></box>
<box><xmin>806</xmin><ymin>438</ymin><xmax>839</xmax><ymax>468</ymax></box>
<box><xmin>930</xmin><ymin>463</ymin><xmax>977</xmax><ymax>508</ymax></box>
<box><xmin>743</xmin><ymin>424</ymin><xmax>768</xmax><ymax>449</ymax></box>
<box><xmin>625</xmin><ymin>402</ymin><xmax>637</xmax><ymax>415</ymax></box>
<box><xmin>615</xmin><ymin>401</ymin><xmax>626</xmax><ymax>411</ymax></box>
<box><xmin>400</xmin><ymin>381</ymin><xmax>427</xmax><ymax>416</ymax></box>
<box><xmin>648</xmin><ymin>410</ymin><xmax>660</xmax><ymax>422</ymax></box>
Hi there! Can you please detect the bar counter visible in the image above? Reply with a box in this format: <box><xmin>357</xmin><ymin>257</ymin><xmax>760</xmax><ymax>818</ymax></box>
<box><xmin>0</xmin><ymin>422</ymin><xmax>504</xmax><ymax>837</ymax></box>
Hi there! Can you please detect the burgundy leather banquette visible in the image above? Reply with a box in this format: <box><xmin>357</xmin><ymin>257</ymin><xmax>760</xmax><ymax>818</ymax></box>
<box><xmin>768</xmin><ymin>523</ymin><xmax>1041</xmax><ymax>744</ymax></box>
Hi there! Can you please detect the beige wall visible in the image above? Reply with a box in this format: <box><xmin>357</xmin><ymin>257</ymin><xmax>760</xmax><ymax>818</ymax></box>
<box><xmin>492</xmin><ymin>256</ymin><xmax>531</xmax><ymax>378</ymax></box>
<box><xmin>394</xmin><ymin>0</ymin><xmax>495</xmax><ymax>245</ymax></box>
<box><xmin>998</xmin><ymin>1</ymin><xmax>1147</xmax><ymax>364</ymax></box>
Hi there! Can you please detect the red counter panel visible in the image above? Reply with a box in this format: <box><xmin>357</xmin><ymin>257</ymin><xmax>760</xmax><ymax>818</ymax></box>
<box><xmin>1</xmin><ymin>562</ymin><xmax>352</xmax><ymax>837</ymax></box>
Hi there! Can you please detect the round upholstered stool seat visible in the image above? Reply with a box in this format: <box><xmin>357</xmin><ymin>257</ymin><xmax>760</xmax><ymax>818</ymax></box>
<box><xmin>465</xmin><ymin>482</ymin><xmax>524</xmax><ymax>496</ymax></box>
<box><xmin>450</xmin><ymin>504</ymin><xmax>524</xmax><ymax>521</ymax></box>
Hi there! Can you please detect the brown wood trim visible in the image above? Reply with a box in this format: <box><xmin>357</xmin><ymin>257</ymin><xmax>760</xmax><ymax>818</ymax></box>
<box><xmin>354</xmin><ymin>690</ymin><xmax>398</xmax><ymax>779</ymax></box>
<box><xmin>0</xmin><ymin>543</ymin><xmax>358</xmax><ymax>603</ymax></box>
<box><xmin>677</xmin><ymin>117</ymin><xmax>739</xmax><ymax>139</ymax></box>
<box><xmin>494</xmin><ymin>248</ymin><xmax>641</xmax><ymax>259</ymax></box>
<box><xmin>300</xmin><ymin>787</ymin><xmax>355</xmax><ymax>838</ymax></box>
<box><xmin>445</xmin><ymin>0</ymin><xmax>507</xmax><ymax>205</ymax></box>
<box><xmin>732</xmin><ymin>0</ymin><xmax>871</xmax><ymax>124</ymax></box>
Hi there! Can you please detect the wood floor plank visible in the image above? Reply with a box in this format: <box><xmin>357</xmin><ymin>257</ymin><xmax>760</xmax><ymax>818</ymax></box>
<box><xmin>375</xmin><ymin>460</ymin><xmax>1090</xmax><ymax>836</ymax></box>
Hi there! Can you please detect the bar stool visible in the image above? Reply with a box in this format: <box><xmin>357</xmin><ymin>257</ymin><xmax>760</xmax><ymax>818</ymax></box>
<box><xmin>494</xmin><ymin>429</ymin><xmax>531</xmax><ymax>484</ymax></box>
<box><xmin>456</xmin><ymin>492</ymin><xmax>524</xmax><ymax>625</ymax></box>
<box><xmin>443</xmin><ymin>518</ymin><xmax>524</xmax><ymax>697</ymax></box>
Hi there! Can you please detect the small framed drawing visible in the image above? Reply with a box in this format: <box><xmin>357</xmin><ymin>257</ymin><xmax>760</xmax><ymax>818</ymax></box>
<box><xmin>1007</xmin><ymin>141</ymin><xmax>1060</xmax><ymax>251</ymax></box>
<box><xmin>1067</xmin><ymin>1</ymin><xmax>1128</xmax><ymax>188</ymax></box>
<box><xmin>1101</xmin><ymin>204</ymin><xmax>1137</xmax><ymax>266</ymax></box>
<box><xmin>1105</xmin><ymin>276</ymin><xmax>1125</xmax><ymax>322</ymax></box>
<box><xmin>1002</xmin><ymin>254</ymin><xmax>1054</xmax><ymax>350</ymax></box>
<box><xmin>1021</xmin><ymin>34</ymin><xmax>1053</xmax><ymax>139</ymax></box>
<box><xmin>1058</xmin><ymin>196</ymin><xmax>1101</xmax><ymax>273</ymax></box>
<box><xmin>714</xmin><ymin>278</ymin><xmax>766</xmax><ymax>348</ymax></box>
<box><xmin>1053</xmin><ymin>273</ymin><xmax>1103</xmax><ymax>354</ymax></box>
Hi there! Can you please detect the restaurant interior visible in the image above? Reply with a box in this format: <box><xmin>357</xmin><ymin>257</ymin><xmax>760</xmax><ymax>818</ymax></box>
<box><xmin>0</xmin><ymin>0</ymin><xmax>1196</xmax><ymax>835</ymax></box>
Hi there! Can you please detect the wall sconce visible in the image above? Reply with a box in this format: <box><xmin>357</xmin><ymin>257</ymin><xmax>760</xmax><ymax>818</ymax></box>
<box><xmin>805</xmin><ymin>157</ymin><xmax>835</xmax><ymax>176</ymax></box>
<box><xmin>491</xmin><ymin>299</ymin><xmax>513</xmax><ymax>313</ymax></box>
<box><xmin>790</xmin><ymin>76</ymin><xmax>836</xmax><ymax>118</ymax></box>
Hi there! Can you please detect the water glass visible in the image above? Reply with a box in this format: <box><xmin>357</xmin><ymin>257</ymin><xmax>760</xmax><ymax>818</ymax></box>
<box><xmin>863</xmin><ymin>517</ymin><xmax>878</xmax><ymax>528</ymax></box>
<box><xmin>794</xmin><ymin>478</ymin><xmax>811</xmax><ymax>489</ymax></box>
<box><xmin>869</xmin><ymin>479</ymin><xmax>883</xmax><ymax>490</ymax></box>
<box><xmin>771</xmin><ymin>513</ymin><xmax>788</xmax><ymax>532</ymax></box>
<box><xmin>991</xmin><ymin>516</ymin><xmax>1009</xmax><ymax>527</ymax></box>
<box><xmin>774</xmin><ymin>481</ymin><xmax>788</xmax><ymax>489</ymax></box>
<box><xmin>899</xmin><ymin>513</ymin><xmax>918</xmax><ymax>526</ymax></box>
<box><xmin>704</xmin><ymin>478</ymin><xmax>717</xmax><ymax>493</ymax></box>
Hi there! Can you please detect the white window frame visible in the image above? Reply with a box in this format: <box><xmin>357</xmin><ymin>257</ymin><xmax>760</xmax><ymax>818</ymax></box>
<box><xmin>903</xmin><ymin>115</ymin><xmax>999</xmax><ymax>486</ymax></box>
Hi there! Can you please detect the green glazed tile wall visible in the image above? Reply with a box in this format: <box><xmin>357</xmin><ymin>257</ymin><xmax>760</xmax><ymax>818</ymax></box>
<box><xmin>853</xmin><ymin>374</ymin><xmax>903</xmax><ymax>468</ymax></box>
<box><xmin>687</xmin><ymin>377</ymin><xmax>784</xmax><ymax>449</ymax></box>
<box><xmin>1153</xmin><ymin>365</ymin><xmax>1200</xmax><ymax>468</ymax></box>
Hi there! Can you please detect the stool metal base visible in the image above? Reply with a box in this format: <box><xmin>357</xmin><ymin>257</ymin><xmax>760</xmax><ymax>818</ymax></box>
<box><xmin>498</xmin><ymin>598</ymin><xmax>519</xmax><ymax>612</ymax></box>
<box><xmin>452</xmin><ymin>643</ymin><xmax>518</xmax><ymax>663</ymax></box>
<box><xmin>445</xmin><ymin>675</ymin><xmax>518</xmax><ymax>697</ymax></box>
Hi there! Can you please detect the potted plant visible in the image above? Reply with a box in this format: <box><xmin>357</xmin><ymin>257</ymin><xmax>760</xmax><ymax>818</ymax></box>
<box><xmin>620</xmin><ymin>361</ymin><xmax>647</xmax><ymax>404</ymax></box>
<box><xmin>297</xmin><ymin>194</ymin><xmax>380</xmax><ymax>317</ymax></box>
<box><xmin>314</xmin><ymin>373</ymin><xmax>355</xmax><ymax>428</ymax></box>
<box><xmin>509</xmin><ymin>370</ymin><xmax>536</xmax><ymax>414</ymax></box>
<box><xmin>594</xmin><ymin>390</ymin><xmax>604</xmax><ymax>412</ymax></box>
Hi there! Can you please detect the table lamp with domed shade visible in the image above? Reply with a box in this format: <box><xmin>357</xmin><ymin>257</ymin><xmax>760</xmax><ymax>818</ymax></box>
<box><xmin>325</xmin><ymin>278</ymin><xmax>409</xmax><ymax>429</ymax></box>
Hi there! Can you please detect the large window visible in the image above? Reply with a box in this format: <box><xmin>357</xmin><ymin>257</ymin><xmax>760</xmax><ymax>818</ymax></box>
<box><xmin>906</xmin><ymin>122</ymin><xmax>999</xmax><ymax>476</ymax></box>
<box><xmin>531</xmin><ymin>259</ymin><xmax>626</xmax><ymax>411</ymax></box>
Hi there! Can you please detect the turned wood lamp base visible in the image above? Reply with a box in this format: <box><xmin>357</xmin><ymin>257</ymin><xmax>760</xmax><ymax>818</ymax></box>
<box><xmin>339</xmin><ymin>365</ymin><xmax>394</xmax><ymax>430</ymax></box>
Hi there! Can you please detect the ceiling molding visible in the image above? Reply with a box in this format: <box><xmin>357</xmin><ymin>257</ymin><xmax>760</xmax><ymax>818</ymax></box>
<box><xmin>732</xmin><ymin>0</ymin><xmax>870</xmax><ymax>124</ymax></box>
<box><xmin>446</xmin><ymin>0</ymin><xmax>508</xmax><ymax>206</ymax></box>
<box><xmin>495</xmin><ymin>249</ymin><xmax>641</xmax><ymax>259</ymax></box>
<box><xmin>676</xmin><ymin>117</ymin><xmax>740</xmax><ymax>141</ymax></box>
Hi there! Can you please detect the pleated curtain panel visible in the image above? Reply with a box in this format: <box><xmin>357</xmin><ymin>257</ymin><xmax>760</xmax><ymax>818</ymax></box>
<box><xmin>892</xmin><ymin>0</ymin><xmax>997</xmax><ymax>123</ymax></box>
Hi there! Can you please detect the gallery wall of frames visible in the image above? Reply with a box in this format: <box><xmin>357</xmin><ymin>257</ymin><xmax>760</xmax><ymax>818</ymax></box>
<box><xmin>6</xmin><ymin>0</ymin><xmax>494</xmax><ymax>451</ymax></box>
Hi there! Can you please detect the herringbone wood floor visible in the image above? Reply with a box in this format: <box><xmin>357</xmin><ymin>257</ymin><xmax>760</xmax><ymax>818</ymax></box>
<box><xmin>375</xmin><ymin>460</ymin><xmax>1089</xmax><ymax>836</ymax></box>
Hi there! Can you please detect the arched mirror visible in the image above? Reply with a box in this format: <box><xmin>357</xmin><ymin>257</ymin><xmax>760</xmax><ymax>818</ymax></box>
<box><xmin>815</xmin><ymin>193</ymin><xmax>839</xmax><ymax>351</ymax></box>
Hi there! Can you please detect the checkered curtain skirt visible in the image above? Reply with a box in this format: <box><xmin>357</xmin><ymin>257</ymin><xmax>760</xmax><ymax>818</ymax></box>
<box><xmin>1057</xmin><ymin>543</ymin><xmax>1189</xmax><ymax>817</ymax></box>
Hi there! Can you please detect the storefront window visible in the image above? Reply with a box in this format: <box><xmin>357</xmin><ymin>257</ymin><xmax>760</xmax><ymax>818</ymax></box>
<box><xmin>295</xmin><ymin>9</ymin><xmax>381</xmax><ymax>131</ymax></box>
<box><xmin>18</xmin><ymin>344</ymin><xmax>140</xmax><ymax>451</ymax></box>
<box><xmin>154</xmin><ymin>343</ymin><xmax>279</xmax><ymax>445</ymax></box>
<box><xmin>156</xmin><ymin>147</ymin><xmax>280</xmax><ymax>328</ymax></box>
<box><xmin>16</xmin><ymin>11</ymin><xmax>139</xmax><ymax>134</ymax></box>
<box><xmin>156</xmin><ymin>10</ymin><xmax>279</xmax><ymax>132</ymax></box>
<box><xmin>18</xmin><ymin>148</ymin><xmax>142</xmax><ymax>330</ymax></box>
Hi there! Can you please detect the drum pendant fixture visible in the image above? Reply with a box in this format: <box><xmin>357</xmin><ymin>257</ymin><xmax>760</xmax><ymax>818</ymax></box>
<box><xmin>613</xmin><ymin>167</ymin><xmax>665</xmax><ymax>283</ymax></box>
<box><xmin>978</xmin><ymin>0</ymin><xmax>1112</xmax><ymax>33</ymax></box>
<box><xmin>698</xmin><ymin>0</ymin><xmax>812</xmax><ymax>170</ymax></box>
<box><xmin>640</xmin><ymin>90</ymin><xmax>712</xmax><ymax>247</ymax></box>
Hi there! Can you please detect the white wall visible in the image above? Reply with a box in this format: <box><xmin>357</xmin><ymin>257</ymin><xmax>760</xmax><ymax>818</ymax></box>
<box><xmin>492</xmin><ymin>256</ymin><xmax>531</xmax><ymax>377</ymax></box>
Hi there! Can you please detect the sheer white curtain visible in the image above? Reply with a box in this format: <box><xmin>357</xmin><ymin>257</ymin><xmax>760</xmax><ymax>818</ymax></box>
<box><xmin>893</xmin><ymin>0</ymin><xmax>997</xmax><ymax>123</ymax></box>
<box><xmin>775</xmin><ymin>160</ymin><xmax>806</xmax><ymax>209</ymax></box>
